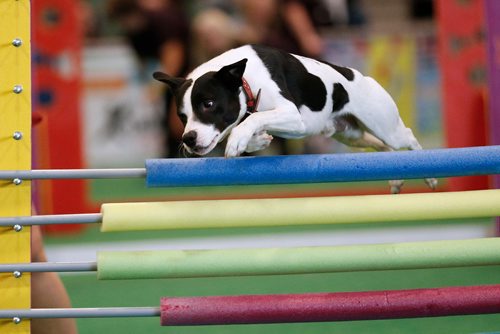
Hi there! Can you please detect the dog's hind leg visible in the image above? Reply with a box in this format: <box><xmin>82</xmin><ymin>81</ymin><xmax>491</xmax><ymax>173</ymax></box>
<box><xmin>349</xmin><ymin>77</ymin><xmax>437</xmax><ymax>191</ymax></box>
<box><xmin>362</xmin><ymin>117</ymin><xmax>438</xmax><ymax>192</ymax></box>
<box><xmin>335</xmin><ymin>132</ymin><xmax>405</xmax><ymax>194</ymax></box>
<box><xmin>381</xmin><ymin>120</ymin><xmax>438</xmax><ymax>191</ymax></box>
<box><xmin>332</xmin><ymin>115</ymin><xmax>405</xmax><ymax>193</ymax></box>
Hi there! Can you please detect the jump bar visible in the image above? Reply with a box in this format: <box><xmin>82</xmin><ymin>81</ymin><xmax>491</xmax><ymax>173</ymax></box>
<box><xmin>2</xmin><ymin>285</ymin><xmax>499</xmax><ymax>323</ymax></box>
<box><xmin>4</xmin><ymin>238</ymin><xmax>500</xmax><ymax>277</ymax></box>
<box><xmin>160</xmin><ymin>285</ymin><xmax>500</xmax><ymax>325</ymax></box>
<box><xmin>97</xmin><ymin>238</ymin><xmax>500</xmax><ymax>280</ymax></box>
<box><xmin>0</xmin><ymin>168</ymin><xmax>146</xmax><ymax>180</ymax></box>
<box><xmin>0</xmin><ymin>213</ymin><xmax>102</xmax><ymax>227</ymax></box>
<box><xmin>100</xmin><ymin>189</ymin><xmax>500</xmax><ymax>232</ymax></box>
<box><xmin>0</xmin><ymin>262</ymin><xmax>97</xmax><ymax>273</ymax></box>
<box><xmin>0</xmin><ymin>307</ymin><xmax>160</xmax><ymax>319</ymax></box>
<box><xmin>0</xmin><ymin>146</ymin><xmax>498</xmax><ymax>185</ymax></box>
<box><xmin>4</xmin><ymin>189</ymin><xmax>499</xmax><ymax>229</ymax></box>
<box><xmin>146</xmin><ymin>145</ymin><xmax>500</xmax><ymax>187</ymax></box>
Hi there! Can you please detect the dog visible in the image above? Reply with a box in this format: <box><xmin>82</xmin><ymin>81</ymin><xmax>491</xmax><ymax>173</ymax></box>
<box><xmin>153</xmin><ymin>44</ymin><xmax>437</xmax><ymax>193</ymax></box>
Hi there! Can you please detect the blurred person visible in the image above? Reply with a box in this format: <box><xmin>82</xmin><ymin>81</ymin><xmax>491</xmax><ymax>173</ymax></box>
<box><xmin>30</xmin><ymin>113</ymin><xmax>78</xmax><ymax>334</ymax></box>
<box><xmin>280</xmin><ymin>0</ymin><xmax>328</xmax><ymax>57</ymax></box>
<box><xmin>236</xmin><ymin>0</ymin><xmax>280</xmax><ymax>43</ymax></box>
<box><xmin>107</xmin><ymin>0</ymin><xmax>190</xmax><ymax>157</ymax></box>
<box><xmin>190</xmin><ymin>8</ymin><xmax>240</xmax><ymax>66</ymax></box>
<box><xmin>107</xmin><ymin>0</ymin><xmax>189</xmax><ymax>76</ymax></box>
<box><xmin>190</xmin><ymin>0</ymin><xmax>271</xmax><ymax>66</ymax></box>
<box><xmin>272</xmin><ymin>0</ymin><xmax>365</xmax><ymax>58</ymax></box>
<box><xmin>32</xmin><ymin>225</ymin><xmax>78</xmax><ymax>334</ymax></box>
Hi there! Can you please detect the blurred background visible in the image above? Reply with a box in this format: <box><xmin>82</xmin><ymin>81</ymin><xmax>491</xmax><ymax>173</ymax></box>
<box><xmin>29</xmin><ymin>0</ymin><xmax>500</xmax><ymax>333</ymax></box>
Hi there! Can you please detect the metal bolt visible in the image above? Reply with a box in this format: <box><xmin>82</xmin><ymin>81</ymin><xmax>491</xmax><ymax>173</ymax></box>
<box><xmin>13</xmin><ymin>131</ymin><xmax>23</xmax><ymax>140</ymax></box>
<box><xmin>12</xmin><ymin>38</ymin><xmax>22</xmax><ymax>47</ymax></box>
<box><xmin>13</xmin><ymin>85</ymin><xmax>23</xmax><ymax>94</ymax></box>
<box><xmin>13</xmin><ymin>178</ymin><xmax>22</xmax><ymax>185</ymax></box>
<box><xmin>13</xmin><ymin>317</ymin><xmax>21</xmax><ymax>325</ymax></box>
<box><xmin>13</xmin><ymin>271</ymin><xmax>22</xmax><ymax>278</ymax></box>
<box><xmin>13</xmin><ymin>224</ymin><xmax>23</xmax><ymax>232</ymax></box>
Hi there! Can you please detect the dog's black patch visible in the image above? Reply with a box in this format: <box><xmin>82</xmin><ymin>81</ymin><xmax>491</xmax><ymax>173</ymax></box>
<box><xmin>176</xmin><ymin>79</ymin><xmax>193</xmax><ymax>125</ymax></box>
<box><xmin>332</xmin><ymin>83</ymin><xmax>350</xmax><ymax>112</ymax></box>
<box><xmin>251</xmin><ymin>44</ymin><xmax>326</xmax><ymax>111</ymax></box>
<box><xmin>152</xmin><ymin>72</ymin><xmax>193</xmax><ymax>125</ymax></box>
<box><xmin>321</xmin><ymin>61</ymin><xmax>355</xmax><ymax>81</ymax></box>
<box><xmin>191</xmin><ymin>72</ymin><xmax>241</xmax><ymax>132</ymax></box>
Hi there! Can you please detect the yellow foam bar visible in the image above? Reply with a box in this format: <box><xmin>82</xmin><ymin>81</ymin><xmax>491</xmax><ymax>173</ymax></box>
<box><xmin>0</xmin><ymin>0</ymin><xmax>32</xmax><ymax>332</ymax></box>
<box><xmin>101</xmin><ymin>189</ymin><xmax>500</xmax><ymax>232</ymax></box>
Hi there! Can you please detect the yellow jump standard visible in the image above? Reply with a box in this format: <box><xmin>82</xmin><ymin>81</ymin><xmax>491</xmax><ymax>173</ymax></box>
<box><xmin>0</xmin><ymin>0</ymin><xmax>32</xmax><ymax>332</ymax></box>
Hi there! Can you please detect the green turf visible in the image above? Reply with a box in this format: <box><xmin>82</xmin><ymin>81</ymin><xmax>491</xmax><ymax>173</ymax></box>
<box><xmin>62</xmin><ymin>266</ymin><xmax>500</xmax><ymax>333</ymax></box>
<box><xmin>88</xmin><ymin>178</ymin><xmax>440</xmax><ymax>202</ymax></box>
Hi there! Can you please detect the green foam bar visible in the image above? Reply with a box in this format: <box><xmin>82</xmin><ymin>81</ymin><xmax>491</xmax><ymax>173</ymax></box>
<box><xmin>97</xmin><ymin>238</ymin><xmax>500</xmax><ymax>280</ymax></box>
<box><xmin>100</xmin><ymin>189</ymin><xmax>500</xmax><ymax>232</ymax></box>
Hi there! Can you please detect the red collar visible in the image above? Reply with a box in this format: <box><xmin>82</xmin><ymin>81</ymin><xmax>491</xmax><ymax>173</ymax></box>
<box><xmin>242</xmin><ymin>78</ymin><xmax>261</xmax><ymax>114</ymax></box>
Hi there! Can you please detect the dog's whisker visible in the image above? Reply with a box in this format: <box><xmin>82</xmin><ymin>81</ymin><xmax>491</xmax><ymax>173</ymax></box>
<box><xmin>177</xmin><ymin>143</ymin><xmax>186</xmax><ymax>158</ymax></box>
<box><xmin>178</xmin><ymin>143</ymin><xmax>190</xmax><ymax>158</ymax></box>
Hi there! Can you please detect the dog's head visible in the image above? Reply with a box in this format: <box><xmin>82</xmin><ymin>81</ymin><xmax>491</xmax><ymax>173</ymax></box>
<box><xmin>153</xmin><ymin>59</ymin><xmax>248</xmax><ymax>155</ymax></box>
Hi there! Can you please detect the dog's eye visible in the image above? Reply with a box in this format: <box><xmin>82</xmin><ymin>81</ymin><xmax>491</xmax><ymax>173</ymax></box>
<box><xmin>202</xmin><ymin>100</ymin><xmax>215</xmax><ymax>110</ymax></box>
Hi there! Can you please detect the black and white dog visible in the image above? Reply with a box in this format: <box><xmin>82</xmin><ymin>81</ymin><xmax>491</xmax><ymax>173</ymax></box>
<box><xmin>153</xmin><ymin>44</ymin><xmax>437</xmax><ymax>193</ymax></box>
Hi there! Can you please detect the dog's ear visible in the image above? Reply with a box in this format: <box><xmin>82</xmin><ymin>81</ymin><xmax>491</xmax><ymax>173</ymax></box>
<box><xmin>216</xmin><ymin>59</ymin><xmax>247</xmax><ymax>90</ymax></box>
<box><xmin>153</xmin><ymin>71</ymin><xmax>186</xmax><ymax>92</ymax></box>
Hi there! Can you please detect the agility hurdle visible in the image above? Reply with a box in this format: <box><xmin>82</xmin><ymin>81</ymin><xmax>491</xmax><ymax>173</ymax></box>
<box><xmin>0</xmin><ymin>144</ymin><xmax>498</xmax><ymax>325</ymax></box>
<box><xmin>0</xmin><ymin>126</ymin><xmax>499</xmax><ymax>328</ymax></box>
<box><xmin>156</xmin><ymin>285</ymin><xmax>500</xmax><ymax>325</ymax></box>
<box><xmin>1</xmin><ymin>284</ymin><xmax>500</xmax><ymax>324</ymax></box>
<box><xmin>1</xmin><ymin>238</ymin><xmax>500</xmax><ymax>279</ymax></box>
<box><xmin>0</xmin><ymin>145</ymin><xmax>499</xmax><ymax>187</ymax></box>
<box><xmin>0</xmin><ymin>1</ymin><xmax>498</xmax><ymax>333</ymax></box>
<box><xmin>0</xmin><ymin>167</ymin><xmax>494</xmax><ymax>326</ymax></box>
<box><xmin>0</xmin><ymin>189</ymin><xmax>498</xmax><ymax>230</ymax></box>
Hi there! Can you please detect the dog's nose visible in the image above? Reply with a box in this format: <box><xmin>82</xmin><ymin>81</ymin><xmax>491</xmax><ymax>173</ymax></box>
<box><xmin>182</xmin><ymin>131</ymin><xmax>197</xmax><ymax>148</ymax></box>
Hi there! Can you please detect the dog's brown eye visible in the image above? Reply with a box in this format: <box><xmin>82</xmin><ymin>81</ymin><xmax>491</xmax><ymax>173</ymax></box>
<box><xmin>203</xmin><ymin>100</ymin><xmax>215</xmax><ymax>109</ymax></box>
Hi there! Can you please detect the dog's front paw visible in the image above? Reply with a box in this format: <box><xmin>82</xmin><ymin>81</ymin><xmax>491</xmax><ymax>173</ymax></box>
<box><xmin>246</xmin><ymin>131</ymin><xmax>273</xmax><ymax>153</ymax></box>
<box><xmin>225</xmin><ymin>126</ymin><xmax>254</xmax><ymax>157</ymax></box>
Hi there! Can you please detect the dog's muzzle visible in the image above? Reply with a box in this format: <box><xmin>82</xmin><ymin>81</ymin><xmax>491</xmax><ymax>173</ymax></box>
<box><xmin>182</xmin><ymin>130</ymin><xmax>220</xmax><ymax>156</ymax></box>
<box><xmin>182</xmin><ymin>131</ymin><xmax>197</xmax><ymax>149</ymax></box>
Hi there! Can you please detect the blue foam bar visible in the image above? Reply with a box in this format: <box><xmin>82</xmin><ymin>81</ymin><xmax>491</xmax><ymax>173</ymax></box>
<box><xmin>145</xmin><ymin>146</ymin><xmax>500</xmax><ymax>187</ymax></box>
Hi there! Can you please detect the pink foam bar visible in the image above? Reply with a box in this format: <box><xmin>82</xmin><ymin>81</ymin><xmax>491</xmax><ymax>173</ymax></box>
<box><xmin>160</xmin><ymin>284</ymin><xmax>500</xmax><ymax>326</ymax></box>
